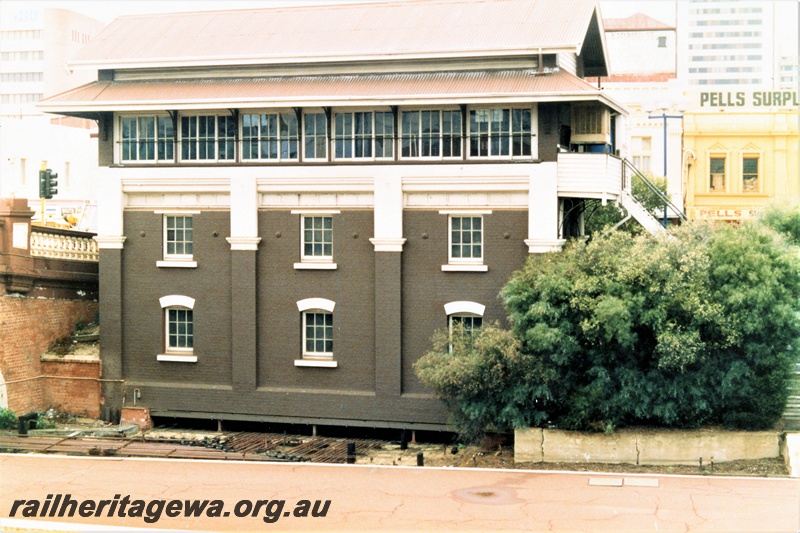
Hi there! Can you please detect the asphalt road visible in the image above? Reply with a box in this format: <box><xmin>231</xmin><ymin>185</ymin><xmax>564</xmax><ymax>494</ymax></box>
<box><xmin>1</xmin><ymin>453</ymin><xmax>797</xmax><ymax>532</ymax></box>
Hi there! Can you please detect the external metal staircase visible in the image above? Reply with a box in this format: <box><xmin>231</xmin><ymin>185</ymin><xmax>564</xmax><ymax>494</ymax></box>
<box><xmin>617</xmin><ymin>159</ymin><xmax>687</xmax><ymax>236</ymax></box>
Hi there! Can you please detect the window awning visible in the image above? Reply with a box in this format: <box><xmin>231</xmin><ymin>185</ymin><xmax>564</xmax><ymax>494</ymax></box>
<box><xmin>38</xmin><ymin>69</ymin><xmax>627</xmax><ymax>118</ymax></box>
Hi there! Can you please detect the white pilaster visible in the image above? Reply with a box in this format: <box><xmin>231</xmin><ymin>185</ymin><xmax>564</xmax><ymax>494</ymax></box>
<box><xmin>371</xmin><ymin>170</ymin><xmax>405</xmax><ymax>252</ymax></box>
<box><xmin>229</xmin><ymin>174</ymin><xmax>260</xmax><ymax>250</ymax></box>
<box><xmin>525</xmin><ymin>162</ymin><xmax>565</xmax><ymax>253</ymax></box>
<box><xmin>94</xmin><ymin>167</ymin><xmax>125</xmax><ymax>249</ymax></box>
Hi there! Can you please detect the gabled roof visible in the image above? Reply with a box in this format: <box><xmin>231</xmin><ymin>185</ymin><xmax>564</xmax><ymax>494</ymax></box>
<box><xmin>603</xmin><ymin>13</ymin><xmax>675</xmax><ymax>32</ymax></box>
<box><xmin>69</xmin><ymin>0</ymin><xmax>607</xmax><ymax>73</ymax></box>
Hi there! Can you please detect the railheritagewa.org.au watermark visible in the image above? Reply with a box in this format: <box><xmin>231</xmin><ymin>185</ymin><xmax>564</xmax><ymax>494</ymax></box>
<box><xmin>10</xmin><ymin>494</ymin><xmax>331</xmax><ymax>524</ymax></box>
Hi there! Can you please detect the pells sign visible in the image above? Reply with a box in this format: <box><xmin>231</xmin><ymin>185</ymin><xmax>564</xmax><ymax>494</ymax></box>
<box><xmin>695</xmin><ymin>208</ymin><xmax>758</xmax><ymax>220</ymax></box>
<box><xmin>698</xmin><ymin>90</ymin><xmax>798</xmax><ymax>108</ymax></box>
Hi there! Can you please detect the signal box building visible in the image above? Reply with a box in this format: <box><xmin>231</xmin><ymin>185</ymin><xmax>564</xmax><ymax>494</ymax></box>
<box><xmin>39</xmin><ymin>0</ymin><xmax>630</xmax><ymax>430</ymax></box>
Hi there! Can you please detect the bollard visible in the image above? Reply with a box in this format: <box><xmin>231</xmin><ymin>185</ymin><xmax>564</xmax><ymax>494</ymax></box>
<box><xmin>400</xmin><ymin>430</ymin><xmax>408</xmax><ymax>450</ymax></box>
<box><xmin>417</xmin><ymin>452</ymin><xmax>424</xmax><ymax>467</ymax></box>
<box><xmin>346</xmin><ymin>442</ymin><xmax>356</xmax><ymax>464</ymax></box>
<box><xmin>17</xmin><ymin>412</ymin><xmax>38</xmax><ymax>435</ymax></box>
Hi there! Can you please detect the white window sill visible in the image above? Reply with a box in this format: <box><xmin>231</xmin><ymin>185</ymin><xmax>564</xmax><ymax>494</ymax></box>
<box><xmin>441</xmin><ymin>264</ymin><xmax>488</xmax><ymax>272</ymax></box>
<box><xmin>157</xmin><ymin>354</ymin><xmax>197</xmax><ymax>363</ymax></box>
<box><xmin>294</xmin><ymin>262</ymin><xmax>337</xmax><ymax>270</ymax></box>
<box><xmin>157</xmin><ymin>260</ymin><xmax>197</xmax><ymax>268</ymax></box>
<box><xmin>294</xmin><ymin>359</ymin><xmax>338</xmax><ymax>368</ymax></box>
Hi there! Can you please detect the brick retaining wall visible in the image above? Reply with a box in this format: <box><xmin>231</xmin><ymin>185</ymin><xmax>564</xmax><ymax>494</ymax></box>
<box><xmin>0</xmin><ymin>296</ymin><xmax>98</xmax><ymax>414</ymax></box>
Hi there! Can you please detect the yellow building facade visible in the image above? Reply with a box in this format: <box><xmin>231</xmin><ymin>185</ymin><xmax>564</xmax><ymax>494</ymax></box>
<box><xmin>684</xmin><ymin>90</ymin><xmax>799</xmax><ymax>221</ymax></box>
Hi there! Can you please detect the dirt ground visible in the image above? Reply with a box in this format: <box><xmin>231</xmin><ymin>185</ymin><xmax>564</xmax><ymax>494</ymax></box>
<box><xmin>45</xmin><ymin>323</ymin><xmax>100</xmax><ymax>357</ymax></box>
<box><xmin>360</xmin><ymin>441</ymin><xmax>788</xmax><ymax>477</ymax></box>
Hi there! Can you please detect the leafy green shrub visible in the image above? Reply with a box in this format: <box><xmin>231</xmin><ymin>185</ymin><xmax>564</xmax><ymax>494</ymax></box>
<box><xmin>415</xmin><ymin>324</ymin><xmax>536</xmax><ymax>442</ymax></box>
<box><xmin>759</xmin><ymin>201</ymin><xmax>800</xmax><ymax>246</ymax></box>
<box><xmin>0</xmin><ymin>408</ymin><xmax>17</xmax><ymax>429</ymax></box>
<box><xmin>36</xmin><ymin>412</ymin><xmax>57</xmax><ymax>430</ymax></box>
<box><xmin>416</xmin><ymin>221</ymin><xmax>800</xmax><ymax>437</ymax></box>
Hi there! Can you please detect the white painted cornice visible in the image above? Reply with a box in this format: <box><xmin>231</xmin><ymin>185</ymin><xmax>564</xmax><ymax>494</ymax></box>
<box><xmin>369</xmin><ymin>238</ymin><xmax>407</xmax><ymax>252</ymax></box>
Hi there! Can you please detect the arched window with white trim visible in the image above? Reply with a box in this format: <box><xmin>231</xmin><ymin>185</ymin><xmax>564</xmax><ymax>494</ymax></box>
<box><xmin>444</xmin><ymin>301</ymin><xmax>485</xmax><ymax>350</ymax></box>
<box><xmin>157</xmin><ymin>295</ymin><xmax>196</xmax><ymax>362</ymax></box>
<box><xmin>295</xmin><ymin>298</ymin><xmax>337</xmax><ymax>367</ymax></box>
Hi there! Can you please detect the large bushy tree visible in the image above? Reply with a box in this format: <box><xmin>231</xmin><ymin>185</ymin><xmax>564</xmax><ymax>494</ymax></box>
<box><xmin>416</xmin><ymin>215</ymin><xmax>800</xmax><ymax>439</ymax></box>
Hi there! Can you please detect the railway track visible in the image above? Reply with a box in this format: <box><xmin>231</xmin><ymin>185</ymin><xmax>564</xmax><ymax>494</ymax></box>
<box><xmin>0</xmin><ymin>431</ymin><xmax>386</xmax><ymax>464</ymax></box>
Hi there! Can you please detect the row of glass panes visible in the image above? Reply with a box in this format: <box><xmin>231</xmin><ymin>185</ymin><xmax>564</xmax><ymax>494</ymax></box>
<box><xmin>119</xmin><ymin>108</ymin><xmax>533</xmax><ymax>163</ymax></box>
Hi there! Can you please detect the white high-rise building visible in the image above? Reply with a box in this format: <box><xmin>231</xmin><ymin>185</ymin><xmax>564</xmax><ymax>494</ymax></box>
<box><xmin>0</xmin><ymin>7</ymin><xmax>104</xmax><ymax>215</ymax></box>
<box><xmin>678</xmin><ymin>0</ymin><xmax>786</xmax><ymax>89</ymax></box>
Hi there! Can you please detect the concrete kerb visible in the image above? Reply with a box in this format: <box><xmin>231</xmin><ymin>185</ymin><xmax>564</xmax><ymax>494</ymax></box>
<box><xmin>782</xmin><ymin>433</ymin><xmax>800</xmax><ymax>477</ymax></box>
<box><xmin>515</xmin><ymin>427</ymin><xmax>785</xmax><ymax>469</ymax></box>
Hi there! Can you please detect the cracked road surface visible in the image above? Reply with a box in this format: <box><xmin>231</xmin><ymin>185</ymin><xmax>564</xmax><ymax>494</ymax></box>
<box><xmin>0</xmin><ymin>453</ymin><xmax>796</xmax><ymax>532</ymax></box>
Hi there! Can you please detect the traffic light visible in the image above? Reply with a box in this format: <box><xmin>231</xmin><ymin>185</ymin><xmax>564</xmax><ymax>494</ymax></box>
<box><xmin>38</xmin><ymin>168</ymin><xmax>58</xmax><ymax>199</ymax></box>
<box><xmin>39</xmin><ymin>170</ymin><xmax>47</xmax><ymax>198</ymax></box>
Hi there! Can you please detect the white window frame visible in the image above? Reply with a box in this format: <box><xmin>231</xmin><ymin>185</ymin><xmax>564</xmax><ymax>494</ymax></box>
<box><xmin>295</xmin><ymin>298</ymin><xmax>337</xmax><ymax>368</ymax></box>
<box><xmin>179</xmin><ymin>113</ymin><xmax>237</xmax><ymax>163</ymax></box>
<box><xmin>302</xmin><ymin>111</ymin><xmax>328</xmax><ymax>161</ymax></box>
<box><xmin>741</xmin><ymin>152</ymin><xmax>761</xmax><ymax>193</ymax></box>
<box><xmin>158</xmin><ymin>295</ymin><xmax>196</xmax><ymax>362</ymax></box>
<box><xmin>156</xmin><ymin>211</ymin><xmax>199</xmax><ymax>268</ymax></box>
<box><xmin>332</xmin><ymin>109</ymin><xmax>394</xmax><ymax>161</ymax></box>
<box><xmin>631</xmin><ymin>136</ymin><xmax>652</xmax><ymax>174</ymax></box>
<box><xmin>444</xmin><ymin>301</ymin><xmax>485</xmax><ymax>352</ymax></box>
<box><xmin>118</xmin><ymin>114</ymin><xmax>175</xmax><ymax>164</ymax></box>
<box><xmin>441</xmin><ymin>211</ymin><xmax>490</xmax><ymax>272</ymax></box>
<box><xmin>708</xmin><ymin>153</ymin><xmax>728</xmax><ymax>193</ymax></box>
<box><xmin>468</xmin><ymin>106</ymin><xmax>535</xmax><ymax>160</ymax></box>
<box><xmin>400</xmin><ymin>108</ymin><xmax>462</xmax><ymax>160</ymax></box>
<box><xmin>241</xmin><ymin>111</ymin><xmax>299</xmax><ymax>162</ymax></box>
<box><xmin>293</xmin><ymin>210</ymin><xmax>339</xmax><ymax>270</ymax></box>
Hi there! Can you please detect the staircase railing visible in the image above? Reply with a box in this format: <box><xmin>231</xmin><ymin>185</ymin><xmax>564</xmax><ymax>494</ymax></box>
<box><xmin>622</xmin><ymin>159</ymin><xmax>687</xmax><ymax>224</ymax></box>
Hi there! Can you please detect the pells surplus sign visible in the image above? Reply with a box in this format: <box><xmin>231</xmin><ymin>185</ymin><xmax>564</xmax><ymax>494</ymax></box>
<box><xmin>698</xmin><ymin>90</ymin><xmax>798</xmax><ymax>108</ymax></box>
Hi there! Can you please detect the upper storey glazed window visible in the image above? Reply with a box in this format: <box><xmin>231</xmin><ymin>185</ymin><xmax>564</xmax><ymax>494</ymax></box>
<box><xmin>469</xmin><ymin>108</ymin><xmax>532</xmax><ymax>158</ymax></box>
<box><xmin>115</xmin><ymin>104</ymin><xmax>540</xmax><ymax>165</ymax></box>
<box><xmin>333</xmin><ymin>111</ymin><xmax>394</xmax><ymax>160</ymax></box>
<box><xmin>120</xmin><ymin>115</ymin><xmax>174</xmax><ymax>162</ymax></box>
<box><xmin>303</xmin><ymin>112</ymin><xmax>328</xmax><ymax>161</ymax></box>
<box><xmin>401</xmin><ymin>110</ymin><xmax>462</xmax><ymax>159</ymax></box>
<box><xmin>180</xmin><ymin>115</ymin><xmax>236</xmax><ymax>162</ymax></box>
<box><xmin>242</xmin><ymin>112</ymin><xmax>299</xmax><ymax>161</ymax></box>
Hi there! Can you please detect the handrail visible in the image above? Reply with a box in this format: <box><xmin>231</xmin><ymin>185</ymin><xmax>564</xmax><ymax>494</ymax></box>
<box><xmin>622</xmin><ymin>159</ymin><xmax>688</xmax><ymax>222</ymax></box>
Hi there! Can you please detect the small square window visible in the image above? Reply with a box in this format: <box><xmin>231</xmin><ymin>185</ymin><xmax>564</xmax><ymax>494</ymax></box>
<box><xmin>450</xmin><ymin>216</ymin><xmax>483</xmax><ymax>263</ymax></box>
<box><xmin>710</xmin><ymin>156</ymin><xmax>726</xmax><ymax>191</ymax></box>
<box><xmin>165</xmin><ymin>215</ymin><xmax>193</xmax><ymax>258</ymax></box>
<box><xmin>742</xmin><ymin>156</ymin><xmax>759</xmax><ymax>192</ymax></box>
<box><xmin>449</xmin><ymin>314</ymin><xmax>483</xmax><ymax>352</ymax></box>
<box><xmin>166</xmin><ymin>307</ymin><xmax>193</xmax><ymax>352</ymax></box>
<box><xmin>302</xmin><ymin>215</ymin><xmax>332</xmax><ymax>261</ymax></box>
<box><xmin>303</xmin><ymin>311</ymin><xmax>333</xmax><ymax>358</ymax></box>
<box><xmin>157</xmin><ymin>214</ymin><xmax>197</xmax><ymax>268</ymax></box>
<box><xmin>657</xmin><ymin>36</ymin><xmax>667</xmax><ymax>48</ymax></box>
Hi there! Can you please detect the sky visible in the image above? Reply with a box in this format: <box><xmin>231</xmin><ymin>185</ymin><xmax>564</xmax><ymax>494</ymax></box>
<box><xmin>1</xmin><ymin>0</ymin><xmax>797</xmax><ymax>51</ymax></box>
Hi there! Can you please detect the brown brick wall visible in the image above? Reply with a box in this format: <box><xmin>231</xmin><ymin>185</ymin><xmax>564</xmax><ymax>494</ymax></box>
<box><xmin>401</xmin><ymin>210</ymin><xmax>529</xmax><ymax>394</ymax></box>
<box><xmin>40</xmin><ymin>358</ymin><xmax>101</xmax><ymax>418</ymax></box>
<box><xmin>0</xmin><ymin>295</ymin><xmax>98</xmax><ymax>415</ymax></box>
<box><xmin>113</xmin><ymin>208</ymin><xmax>528</xmax><ymax>428</ymax></box>
<box><xmin>121</xmin><ymin>211</ymin><xmax>233</xmax><ymax>386</ymax></box>
<box><xmin>257</xmin><ymin>209</ymin><xmax>376</xmax><ymax>391</ymax></box>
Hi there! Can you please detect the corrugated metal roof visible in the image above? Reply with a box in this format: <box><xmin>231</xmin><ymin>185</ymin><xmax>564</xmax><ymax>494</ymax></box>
<box><xmin>39</xmin><ymin>69</ymin><xmax>620</xmax><ymax>112</ymax></box>
<box><xmin>71</xmin><ymin>0</ymin><xmax>601</xmax><ymax>68</ymax></box>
